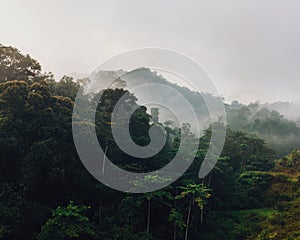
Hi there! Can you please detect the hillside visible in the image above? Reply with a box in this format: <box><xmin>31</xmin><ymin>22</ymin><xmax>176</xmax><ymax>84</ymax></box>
<box><xmin>1</xmin><ymin>44</ymin><xmax>300</xmax><ymax>240</ymax></box>
<box><xmin>202</xmin><ymin>150</ymin><xmax>300</xmax><ymax>240</ymax></box>
<box><xmin>87</xmin><ymin>68</ymin><xmax>300</xmax><ymax>156</ymax></box>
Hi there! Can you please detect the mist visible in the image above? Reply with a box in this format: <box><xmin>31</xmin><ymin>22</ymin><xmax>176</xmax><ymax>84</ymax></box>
<box><xmin>1</xmin><ymin>0</ymin><xmax>300</xmax><ymax>104</ymax></box>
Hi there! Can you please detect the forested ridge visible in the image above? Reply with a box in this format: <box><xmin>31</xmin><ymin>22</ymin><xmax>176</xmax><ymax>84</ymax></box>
<box><xmin>0</xmin><ymin>44</ymin><xmax>299</xmax><ymax>240</ymax></box>
<box><xmin>89</xmin><ymin>68</ymin><xmax>300</xmax><ymax>157</ymax></box>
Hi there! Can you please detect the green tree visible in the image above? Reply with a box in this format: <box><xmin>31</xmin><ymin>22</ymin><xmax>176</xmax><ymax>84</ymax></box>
<box><xmin>37</xmin><ymin>201</ymin><xmax>97</xmax><ymax>240</ymax></box>
<box><xmin>132</xmin><ymin>175</ymin><xmax>172</xmax><ymax>234</ymax></box>
<box><xmin>48</xmin><ymin>75</ymin><xmax>80</xmax><ymax>100</ymax></box>
<box><xmin>0</xmin><ymin>44</ymin><xmax>42</xmax><ymax>82</ymax></box>
<box><xmin>168</xmin><ymin>208</ymin><xmax>185</xmax><ymax>240</ymax></box>
<box><xmin>176</xmin><ymin>183</ymin><xmax>211</xmax><ymax>240</ymax></box>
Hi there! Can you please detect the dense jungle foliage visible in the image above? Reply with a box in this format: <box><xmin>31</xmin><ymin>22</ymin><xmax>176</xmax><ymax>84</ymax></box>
<box><xmin>0</xmin><ymin>44</ymin><xmax>299</xmax><ymax>240</ymax></box>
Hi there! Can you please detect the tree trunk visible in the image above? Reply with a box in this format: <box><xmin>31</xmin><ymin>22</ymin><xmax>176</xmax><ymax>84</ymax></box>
<box><xmin>173</xmin><ymin>222</ymin><xmax>177</xmax><ymax>240</ymax></box>
<box><xmin>200</xmin><ymin>207</ymin><xmax>204</xmax><ymax>225</ymax></box>
<box><xmin>241</xmin><ymin>158</ymin><xmax>246</xmax><ymax>171</ymax></box>
<box><xmin>208</xmin><ymin>174</ymin><xmax>212</xmax><ymax>187</ymax></box>
<box><xmin>173</xmin><ymin>189</ymin><xmax>177</xmax><ymax>240</ymax></box>
<box><xmin>185</xmin><ymin>198</ymin><xmax>193</xmax><ymax>240</ymax></box>
<box><xmin>147</xmin><ymin>199</ymin><xmax>151</xmax><ymax>233</ymax></box>
<box><xmin>98</xmin><ymin>200</ymin><xmax>102</xmax><ymax>226</ymax></box>
<box><xmin>102</xmin><ymin>145</ymin><xmax>108</xmax><ymax>175</ymax></box>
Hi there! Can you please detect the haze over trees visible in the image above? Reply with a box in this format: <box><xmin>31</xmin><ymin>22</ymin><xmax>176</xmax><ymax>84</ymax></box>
<box><xmin>0</xmin><ymin>44</ymin><xmax>299</xmax><ymax>239</ymax></box>
<box><xmin>89</xmin><ymin>67</ymin><xmax>300</xmax><ymax>157</ymax></box>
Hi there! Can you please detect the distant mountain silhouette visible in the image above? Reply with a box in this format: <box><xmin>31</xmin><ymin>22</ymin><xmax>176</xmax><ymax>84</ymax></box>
<box><xmin>87</xmin><ymin>67</ymin><xmax>225</xmax><ymax>134</ymax></box>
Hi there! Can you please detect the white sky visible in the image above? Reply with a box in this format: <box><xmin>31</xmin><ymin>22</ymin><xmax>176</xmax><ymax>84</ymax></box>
<box><xmin>1</xmin><ymin>0</ymin><xmax>300</xmax><ymax>104</ymax></box>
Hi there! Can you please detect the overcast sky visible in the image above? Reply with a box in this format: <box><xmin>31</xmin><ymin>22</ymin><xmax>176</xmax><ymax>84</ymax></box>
<box><xmin>1</xmin><ymin>0</ymin><xmax>300</xmax><ymax>103</ymax></box>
